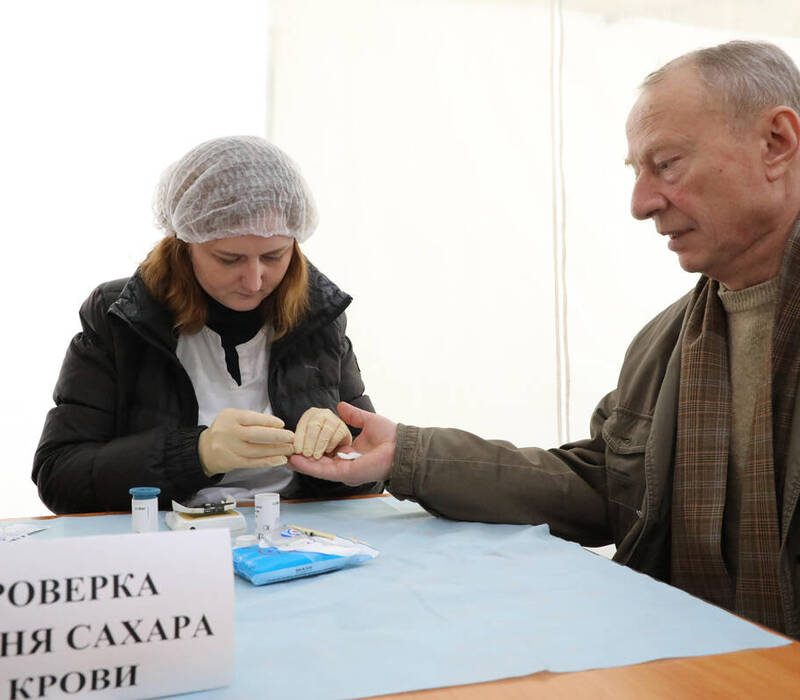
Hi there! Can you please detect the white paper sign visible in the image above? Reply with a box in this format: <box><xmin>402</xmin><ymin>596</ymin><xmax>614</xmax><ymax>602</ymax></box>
<box><xmin>0</xmin><ymin>529</ymin><xmax>234</xmax><ymax>699</ymax></box>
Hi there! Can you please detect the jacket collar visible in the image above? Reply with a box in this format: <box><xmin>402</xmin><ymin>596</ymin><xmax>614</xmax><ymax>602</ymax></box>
<box><xmin>108</xmin><ymin>261</ymin><xmax>352</xmax><ymax>354</ymax></box>
<box><xmin>273</xmin><ymin>261</ymin><xmax>352</xmax><ymax>355</ymax></box>
<box><xmin>110</xmin><ymin>272</ymin><xmax>178</xmax><ymax>352</ymax></box>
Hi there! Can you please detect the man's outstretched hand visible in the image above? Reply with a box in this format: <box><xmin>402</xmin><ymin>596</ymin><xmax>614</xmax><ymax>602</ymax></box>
<box><xmin>288</xmin><ymin>402</ymin><xmax>397</xmax><ymax>486</ymax></box>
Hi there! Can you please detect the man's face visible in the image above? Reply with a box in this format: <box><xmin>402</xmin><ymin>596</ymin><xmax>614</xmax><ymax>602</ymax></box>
<box><xmin>189</xmin><ymin>234</ymin><xmax>294</xmax><ymax>311</ymax></box>
<box><xmin>625</xmin><ymin>64</ymin><xmax>773</xmax><ymax>289</ymax></box>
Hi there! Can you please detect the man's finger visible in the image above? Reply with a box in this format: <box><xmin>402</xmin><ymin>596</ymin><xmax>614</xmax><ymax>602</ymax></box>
<box><xmin>289</xmin><ymin>453</ymin><xmax>344</xmax><ymax>480</ymax></box>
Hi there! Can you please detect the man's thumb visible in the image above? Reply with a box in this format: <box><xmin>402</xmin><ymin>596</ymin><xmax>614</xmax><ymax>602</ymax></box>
<box><xmin>337</xmin><ymin>401</ymin><xmax>366</xmax><ymax>429</ymax></box>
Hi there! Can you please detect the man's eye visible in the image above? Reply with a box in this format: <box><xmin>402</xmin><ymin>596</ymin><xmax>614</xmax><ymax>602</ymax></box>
<box><xmin>656</xmin><ymin>158</ymin><xmax>677</xmax><ymax>172</ymax></box>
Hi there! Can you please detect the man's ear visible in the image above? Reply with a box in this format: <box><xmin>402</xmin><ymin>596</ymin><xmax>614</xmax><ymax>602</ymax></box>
<box><xmin>763</xmin><ymin>106</ymin><xmax>800</xmax><ymax>181</ymax></box>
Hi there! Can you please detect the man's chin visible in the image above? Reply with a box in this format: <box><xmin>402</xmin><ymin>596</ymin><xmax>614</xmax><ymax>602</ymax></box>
<box><xmin>676</xmin><ymin>253</ymin><xmax>704</xmax><ymax>275</ymax></box>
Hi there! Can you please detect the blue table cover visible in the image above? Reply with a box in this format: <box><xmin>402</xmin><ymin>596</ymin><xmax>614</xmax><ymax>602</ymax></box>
<box><xmin>10</xmin><ymin>496</ymin><xmax>789</xmax><ymax>698</ymax></box>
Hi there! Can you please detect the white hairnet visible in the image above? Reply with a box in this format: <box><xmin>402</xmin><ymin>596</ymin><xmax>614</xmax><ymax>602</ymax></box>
<box><xmin>154</xmin><ymin>136</ymin><xmax>318</xmax><ymax>244</ymax></box>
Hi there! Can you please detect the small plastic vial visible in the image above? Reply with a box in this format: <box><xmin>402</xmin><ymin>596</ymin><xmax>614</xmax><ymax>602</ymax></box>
<box><xmin>129</xmin><ymin>487</ymin><xmax>161</xmax><ymax>533</ymax></box>
<box><xmin>254</xmin><ymin>492</ymin><xmax>280</xmax><ymax>545</ymax></box>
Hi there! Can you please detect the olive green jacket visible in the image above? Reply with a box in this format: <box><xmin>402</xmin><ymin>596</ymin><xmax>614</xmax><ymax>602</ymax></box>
<box><xmin>387</xmin><ymin>289</ymin><xmax>800</xmax><ymax>638</ymax></box>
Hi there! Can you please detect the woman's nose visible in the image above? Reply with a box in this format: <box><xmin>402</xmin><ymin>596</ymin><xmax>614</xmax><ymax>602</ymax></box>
<box><xmin>241</xmin><ymin>261</ymin><xmax>263</xmax><ymax>292</ymax></box>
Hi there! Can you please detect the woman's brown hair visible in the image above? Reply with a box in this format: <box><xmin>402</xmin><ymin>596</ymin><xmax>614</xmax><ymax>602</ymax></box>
<box><xmin>139</xmin><ymin>237</ymin><xmax>309</xmax><ymax>340</ymax></box>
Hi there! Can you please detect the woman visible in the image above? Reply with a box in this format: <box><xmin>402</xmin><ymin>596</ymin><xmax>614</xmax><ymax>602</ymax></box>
<box><xmin>33</xmin><ymin>136</ymin><xmax>382</xmax><ymax>514</ymax></box>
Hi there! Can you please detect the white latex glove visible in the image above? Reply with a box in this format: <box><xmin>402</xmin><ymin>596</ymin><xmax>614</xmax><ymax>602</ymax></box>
<box><xmin>293</xmin><ymin>407</ymin><xmax>352</xmax><ymax>460</ymax></box>
<box><xmin>289</xmin><ymin>402</ymin><xmax>396</xmax><ymax>486</ymax></box>
<box><xmin>198</xmin><ymin>408</ymin><xmax>295</xmax><ymax>477</ymax></box>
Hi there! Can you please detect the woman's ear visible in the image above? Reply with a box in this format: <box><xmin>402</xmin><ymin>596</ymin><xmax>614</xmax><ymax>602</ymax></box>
<box><xmin>763</xmin><ymin>106</ymin><xmax>800</xmax><ymax>182</ymax></box>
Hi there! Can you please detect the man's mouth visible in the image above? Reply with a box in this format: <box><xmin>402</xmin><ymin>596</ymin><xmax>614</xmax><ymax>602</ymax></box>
<box><xmin>662</xmin><ymin>228</ymin><xmax>695</xmax><ymax>252</ymax></box>
<box><xmin>662</xmin><ymin>228</ymin><xmax>693</xmax><ymax>239</ymax></box>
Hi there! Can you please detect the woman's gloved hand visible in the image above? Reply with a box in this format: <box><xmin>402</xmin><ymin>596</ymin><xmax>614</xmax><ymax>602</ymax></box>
<box><xmin>293</xmin><ymin>407</ymin><xmax>352</xmax><ymax>460</ymax></box>
<box><xmin>198</xmin><ymin>408</ymin><xmax>295</xmax><ymax>477</ymax></box>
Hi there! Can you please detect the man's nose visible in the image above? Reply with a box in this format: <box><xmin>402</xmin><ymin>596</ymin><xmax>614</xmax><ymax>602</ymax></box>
<box><xmin>630</xmin><ymin>174</ymin><xmax>668</xmax><ymax>220</ymax></box>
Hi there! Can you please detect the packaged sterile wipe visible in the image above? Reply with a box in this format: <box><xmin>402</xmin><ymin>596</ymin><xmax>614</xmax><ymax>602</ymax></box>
<box><xmin>232</xmin><ymin>526</ymin><xmax>379</xmax><ymax>585</ymax></box>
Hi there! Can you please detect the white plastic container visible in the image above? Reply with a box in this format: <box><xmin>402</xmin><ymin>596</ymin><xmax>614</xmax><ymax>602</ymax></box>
<box><xmin>254</xmin><ymin>492</ymin><xmax>280</xmax><ymax>545</ymax></box>
<box><xmin>234</xmin><ymin>534</ymin><xmax>258</xmax><ymax>549</ymax></box>
<box><xmin>129</xmin><ymin>487</ymin><xmax>161</xmax><ymax>533</ymax></box>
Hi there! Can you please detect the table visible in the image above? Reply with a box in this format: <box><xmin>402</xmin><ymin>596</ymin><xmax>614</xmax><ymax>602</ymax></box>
<box><xmin>5</xmin><ymin>495</ymin><xmax>799</xmax><ymax>699</ymax></box>
<box><xmin>377</xmin><ymin>643</ymin><xmax>800</xmax><ymax>698</ymax></box>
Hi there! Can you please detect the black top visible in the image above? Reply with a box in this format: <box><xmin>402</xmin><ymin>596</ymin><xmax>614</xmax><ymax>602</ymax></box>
<box><xmin>204</xmin><ymin>292</ymin><xmax>265</xmax><ymax>385</ymax></box>
<box><xmin>32</xmin><ymin>262</ymin><xmax>382</xmax><ymax>513</ymax></box>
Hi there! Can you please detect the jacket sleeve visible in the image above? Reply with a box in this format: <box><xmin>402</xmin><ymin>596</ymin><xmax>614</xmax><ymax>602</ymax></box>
<box><xmin>32</xmin><ymin>287</ymin><xmax>219</xmax><ymax>514</ymax></box>
<box><xmin>338</xmin><ymin>333</ymin><xmax>374</xmax><ymax>413</ymax></box>
<box><xmin>386</xmin><ymin>391</ymin><xmax>616</xmax><ymax>546</ymax></box>
<box><xmin>292</xmin><ymin>314</ymin><xmax>384</xmax><ymax>499</ymax></box>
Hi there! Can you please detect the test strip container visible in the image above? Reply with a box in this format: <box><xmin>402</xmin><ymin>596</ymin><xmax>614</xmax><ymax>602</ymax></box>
<box><xmin>129</xmin><ymin>486</ymin><xmax>161</xmax><ymax>533</ymax></box>
<box><xmin>254</xmin><ymin>492</ymin><xmax>280</xmax><ymax>545</ymax></box>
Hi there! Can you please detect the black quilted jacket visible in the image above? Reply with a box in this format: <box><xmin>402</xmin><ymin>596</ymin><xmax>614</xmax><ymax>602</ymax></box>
<box><xmin>33</xmin><ymin>262</ymin><xmax>382</xmax><ymax>513</ymax></box>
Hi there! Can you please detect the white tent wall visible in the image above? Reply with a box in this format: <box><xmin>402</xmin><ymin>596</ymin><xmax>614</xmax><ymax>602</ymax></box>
<box><xmin>1</xmin><ymin>1</ymin><xmax>271</xmax><ymax>518</ymax></box>
<box><xmin>3</xmin><ymin>0</ymin><xmax>800</xmax><ymax>518</ymax></box>
<box><xmin>269</xmin><ymin>1</ymin><xmax>800</xmax><ymax>450</ymax></box>
<box><xmin>269</xmin><ymin>0</ymin><xmax>559</xmax><ymax>445</ymax></box>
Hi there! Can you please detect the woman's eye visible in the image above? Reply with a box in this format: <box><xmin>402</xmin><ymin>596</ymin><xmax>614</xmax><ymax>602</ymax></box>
<box><xmin>216</xmin><ymin>257</ymin><xmax>240</xmax><ymax>265</ymax></box>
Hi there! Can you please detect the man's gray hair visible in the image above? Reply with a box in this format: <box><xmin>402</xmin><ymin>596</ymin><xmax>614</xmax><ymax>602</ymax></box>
<box><xmin>642</xmin><ymin>41</ymin><xmax>800</xmax><ymax>124</ymax></box>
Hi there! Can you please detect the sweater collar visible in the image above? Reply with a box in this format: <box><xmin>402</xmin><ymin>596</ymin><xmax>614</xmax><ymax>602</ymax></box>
<box><xmin>203</xmin><ymin>291</ymin><xmax>265</xmax><ymax>347</ymax></box>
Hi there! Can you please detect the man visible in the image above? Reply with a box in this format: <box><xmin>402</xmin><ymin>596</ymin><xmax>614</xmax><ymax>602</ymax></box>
<box><xmin>290</xmin><ymin>41</ymin><xmax>800</xmax><ymax>638</ymax></box>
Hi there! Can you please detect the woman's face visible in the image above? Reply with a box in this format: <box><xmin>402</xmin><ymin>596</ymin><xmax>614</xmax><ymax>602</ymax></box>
<box><xmin>189</xmin><ymin>234</ymin><xmax>294</xmax><ymax>311</ymax></box>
